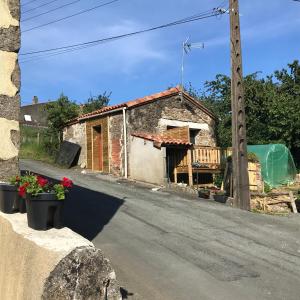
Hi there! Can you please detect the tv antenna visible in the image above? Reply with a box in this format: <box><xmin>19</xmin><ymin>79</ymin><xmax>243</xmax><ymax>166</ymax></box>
<box><xmin>181</xmin><ymin>37</ymin><xmax>204</xmax><ymax>93</ymax></box>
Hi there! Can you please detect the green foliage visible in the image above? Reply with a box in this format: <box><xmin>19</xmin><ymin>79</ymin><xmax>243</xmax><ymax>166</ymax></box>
<box><xmin>45</xmin><ymin>93</ymin><xmax>79</xmax><ymax>156</ymax></box>
<box><xmin>264</xmin><ymin>182</ymin><xmax>271</xmax><ymax>194</ymax></box>
<box><xmin>213</xmin><ymin>173</ymin><xmax>224</xmax><ymax>188</ymax></box>
<box><xmin>20</xmin><ymin>125</ymin><xmax>55</xmax><ymax>163</ymax></box>
<box><xmin>82</xmin><ymin>92</ymin><xmax>111</xmax><ymax>114</ymax></box>
<box><xmin>46</xmin><ymin>93</ymin><xmax>79</xmax><ymax>133</ymax></box>
<box><xmin>20</xmin><ymin>142</ymin><xmax>55</xmax><ymax>164</ymax></box>
<box><xmin>16</xmin><ymin>173</ymin><xmax>72</xmax><ymax>200</ymax></box>
<box><xmin>189</xmin><ymin>60</ymin><xmax>300</xmax><ymax>168</ymax></box>
<box><xmin>247</xmin><ymin>152</ymin><xmax>259</xmax><ymax>163</ymax></box>
<box><xmin>53</xmin><ymin>184</ymin><xmax>66</xmax><ymax>200</ymax></box>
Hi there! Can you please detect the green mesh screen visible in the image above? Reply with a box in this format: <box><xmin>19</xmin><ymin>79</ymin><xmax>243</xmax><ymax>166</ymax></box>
<box><xmin>247</xmin><ymin>144</ymin><xmax>297</xmax><ymax>188</ymax></box>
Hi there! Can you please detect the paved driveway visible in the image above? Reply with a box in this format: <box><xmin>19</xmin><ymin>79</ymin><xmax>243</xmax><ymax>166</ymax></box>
<box><xmin>21</xmin><ymin>160</ymin><xmax>300</xmax><ymax>300</ymax></box>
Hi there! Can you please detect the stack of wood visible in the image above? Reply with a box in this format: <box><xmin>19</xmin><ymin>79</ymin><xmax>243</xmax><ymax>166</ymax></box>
<box><xmin>251</xmin><ymin>191</ymin><xmax>298</xmax><ymax>214</ymax></box>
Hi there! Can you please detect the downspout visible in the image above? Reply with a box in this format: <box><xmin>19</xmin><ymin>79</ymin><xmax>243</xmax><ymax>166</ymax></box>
<box><xmin>122</xmin><ymin>107</ymin><xmax>128</xmax><ymax>178</ymax></box>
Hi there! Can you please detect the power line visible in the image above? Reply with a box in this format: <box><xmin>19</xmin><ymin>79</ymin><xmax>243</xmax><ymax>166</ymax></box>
<box><xmin>22</xmin><ymin>0</ymin><xmax>81</xmax><ymax>22</ymax></box>
<box><xmin>22</xmin><ymin>0</ymin><xmax>60</xmax><ymax>14</ymax></box>
<box><xmin>20</xmin><ymin>8</ymin><xmax>227</xmax><ymax>63</ymax></box>
<box><xmin>22</xmin><ymin>0</ymin><xmax>121</xmax><ymax>33</ymax></box>
<box><xmin>21</xmin><ymin>0</ymin><xmax>40</xmax><ymax>7</ymax></box>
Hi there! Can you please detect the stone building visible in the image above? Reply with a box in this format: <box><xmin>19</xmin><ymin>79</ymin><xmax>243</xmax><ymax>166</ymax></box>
<box><xmin>20</xmin><ymin>97</ymin><xmax>54</xmax><ymax>128</ymax></box>
<box><xmin>63</xmin><ymin>86</ymin><xmax>217</xmax><ymax>185</ymax></box>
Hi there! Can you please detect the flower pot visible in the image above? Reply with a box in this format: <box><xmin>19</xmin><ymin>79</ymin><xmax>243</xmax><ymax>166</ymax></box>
<box><xmin>26</xmin><ymin>193</ymin><xmax>64</xmax><ymax>230</ymax></box>
<box><xmin>0</xmin><ymin>184</ymin><xmax>18</xmax><ymax>214</ymax></box>
<box><xmin>18</xmin><ymin>196</ymin><xmax>27</xmax><ymax>213</ymax></box>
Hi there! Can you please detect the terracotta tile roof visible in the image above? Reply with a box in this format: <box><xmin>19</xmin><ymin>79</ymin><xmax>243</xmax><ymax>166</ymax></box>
<box><xmin>132</xmin><ymin>132</ymin><xmax>192</xmax><ymax>147</ymax></box>
<box><xmin>66</xmin><ymin>85</ymin><xmax>216</xmax><ymax>125</ymax></box>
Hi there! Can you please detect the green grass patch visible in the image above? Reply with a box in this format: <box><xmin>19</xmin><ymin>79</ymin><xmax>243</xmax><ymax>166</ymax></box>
<box><xmin>20</xmin><ymin>142</ymin><xmax>55</xmax><ymax>164</ymax></box>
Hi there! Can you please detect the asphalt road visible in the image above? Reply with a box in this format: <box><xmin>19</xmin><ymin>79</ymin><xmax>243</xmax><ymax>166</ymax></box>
<box><xmin>21</xmin><ymin>159</ymin><xmax>300</xmax><ymax>300</ymax></box>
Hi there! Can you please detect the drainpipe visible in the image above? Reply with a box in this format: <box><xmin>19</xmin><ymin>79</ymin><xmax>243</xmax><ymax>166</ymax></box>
<box><xmin>122</xmin><ymin>108</ymin><xmax>128</xmax><ymax>178</ymax></box>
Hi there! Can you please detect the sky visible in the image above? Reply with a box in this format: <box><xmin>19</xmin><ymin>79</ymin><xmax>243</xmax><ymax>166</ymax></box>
<box><xmin>20</xmin><ymin>0</ymin><xmax>300</xmax><ymax>106</ymax></box>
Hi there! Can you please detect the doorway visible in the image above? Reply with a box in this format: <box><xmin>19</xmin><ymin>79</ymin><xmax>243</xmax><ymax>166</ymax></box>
<box><xmin>92</xmin><ymin>125</ymin><xmax>103</xmax><ymax>171</ymax></box>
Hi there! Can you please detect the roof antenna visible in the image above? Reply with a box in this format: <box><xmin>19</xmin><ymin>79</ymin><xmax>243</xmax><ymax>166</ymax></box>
<box><xmin>180</xmin><ymin>38</ymin><xmax>204</xmax><ymax>101</ymax></box>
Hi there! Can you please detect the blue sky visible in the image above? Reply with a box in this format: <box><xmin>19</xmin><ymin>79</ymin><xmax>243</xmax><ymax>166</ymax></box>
<box><xmin>20</xmin><ymin>0</ymin><xmax>300</xmax><ymax>106</ymax></box>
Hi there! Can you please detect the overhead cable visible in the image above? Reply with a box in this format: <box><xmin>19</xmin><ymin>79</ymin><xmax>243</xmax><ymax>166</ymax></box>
<box><xmin>22</xmin><ymin>0</ymin><xmax>81</xmax><ymax>22</ymax></box>
<box><xmin>21</xmin><ymin>0</ymin><xmax>40</xmax><ymax>7</ymax></box>
<box><xmin>20</xmin><ymin>8</ymin><xmax>227</xmax><ymax>63</ymax></box>
<box><xmin>22</xmin><ymin>0</ymin><xmax>121</xmax><ymax>33</ymax></box>
<box><xmin>22</xmin><ymin>0</ymin><xmax>61</xmax><ymax>14</ymax></box>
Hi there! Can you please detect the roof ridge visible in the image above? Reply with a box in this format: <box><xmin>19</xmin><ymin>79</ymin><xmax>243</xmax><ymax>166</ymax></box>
<box><xmin>77</xmin><ymin>86</ymin><xmax>181</xmax><ymax>121</ymax></box>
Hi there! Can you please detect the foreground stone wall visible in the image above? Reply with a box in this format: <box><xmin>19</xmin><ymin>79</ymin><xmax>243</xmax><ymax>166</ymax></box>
<box><xmin>0</xmin><ymin>0</ymin><xmax>21</xmax><ymax>180</ymax></box>
<box><xmin>0</xmin><ymin>212</ymin><xmax>121</xmax><ymax>300</ymax></box>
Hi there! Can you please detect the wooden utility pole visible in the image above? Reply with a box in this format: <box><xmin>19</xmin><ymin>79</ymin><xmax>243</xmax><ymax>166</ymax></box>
<box><xmin>229</xmin><ymin>0</ymin><xmax>250</xmax><ymax>210</ymax></box>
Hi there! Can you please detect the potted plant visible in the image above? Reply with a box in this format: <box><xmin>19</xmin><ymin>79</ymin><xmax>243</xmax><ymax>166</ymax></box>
<box><xmin>0</xmin><ymin>179</ymin><xmax>19</xmax><ymax>214</ymax></box>
<box><xmin>9</xmin><ymin>175</ymin><xmax>27</xmax><ymax>213</ymax></box>
<box><xmin>20</xmin><ymin>174</ymin><xmax>73</xmax><ymax>230</ymax></box>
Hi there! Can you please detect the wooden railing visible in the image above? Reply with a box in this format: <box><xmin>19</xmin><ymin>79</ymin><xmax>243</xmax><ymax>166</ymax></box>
<box><xmin>168</xmin><ymin>146</ymin><xmax>232</xmax><ymax>174</ymax></box>
<box><xmin>192</xmin><ymin>146</ymin><xmax>221</xmax><ymax>169</ymax></box>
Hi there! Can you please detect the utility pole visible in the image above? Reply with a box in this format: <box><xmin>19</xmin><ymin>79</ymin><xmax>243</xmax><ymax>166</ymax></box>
<box><xmin>229</xmin><ymin>0</ymin><xmax>250</xmax><ymax>210</ymax></box>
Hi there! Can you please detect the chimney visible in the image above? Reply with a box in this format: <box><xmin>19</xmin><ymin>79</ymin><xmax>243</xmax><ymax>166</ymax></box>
<box><xmin>32</xmin><ymin>96</ymin><xmax>38</xmax><ymax>104</ymax></box>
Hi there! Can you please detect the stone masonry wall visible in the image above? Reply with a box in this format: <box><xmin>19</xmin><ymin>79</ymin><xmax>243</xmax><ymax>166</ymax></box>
<box><xmin>0</xmin><ymin>0</ymin><xmax>21</xmax><ymax>180</ymax></box>
<box><xmin>161</xmin><ymin>96</ymin><xmax>216</xmax><ymax>146</ymax></box>
<box><xmin>63</xmin><ymin>122</ymin><xmax>87</xmax><ymax>167</ymax></box>
<box><xmin>109</xmin><ymin>113</ymin><xmax>124</xmax><ymax>176</ymax></box>
<box><xmin>127</xmin><ymin>95</ymin><xmax>216</xmax><ymax>146</ymax></box>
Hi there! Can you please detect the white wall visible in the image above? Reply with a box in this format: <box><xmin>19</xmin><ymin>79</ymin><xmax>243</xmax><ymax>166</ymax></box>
<box><xmin>129</xmin><ymin>136</ymin><xmax>166</xmax><ymax>186</ymax></box>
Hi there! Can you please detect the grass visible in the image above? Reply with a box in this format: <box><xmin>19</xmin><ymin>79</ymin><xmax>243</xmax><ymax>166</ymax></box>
<box><xmin>20</xmin><ymin>142</ymin><xmax>55</xmax><ymax>164</ymax></box>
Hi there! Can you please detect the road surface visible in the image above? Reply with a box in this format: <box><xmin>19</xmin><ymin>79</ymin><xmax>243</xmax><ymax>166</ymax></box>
<box><xmin>21</xmin><ymin>159</ymin><xmax>300</xmax><ymax>300</ymax></box>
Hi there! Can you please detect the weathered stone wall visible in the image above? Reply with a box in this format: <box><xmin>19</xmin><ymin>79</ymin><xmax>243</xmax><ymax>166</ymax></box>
<box><xmin>63</xmin><ymin>122</ymin><xmax>87</xmax><ymax>167</ymax></box>
<box><xmin>126</xmin><ymin>95</ymin><xmax>216</xmax><ymax>146</ymax></box>
<box><xmin>0</xmin><ymin>0</ymin><xmax>21</xmax><ymax>181</ymax></box>
<box><xmin>0</xmin><ymin>212</ymin><xmax>121</xmax><ymax>300</ymax></box>
<box><xmin>109</xmin><ymin>113</ymin><xmax>124</xmax><ymax>176</ymax></box>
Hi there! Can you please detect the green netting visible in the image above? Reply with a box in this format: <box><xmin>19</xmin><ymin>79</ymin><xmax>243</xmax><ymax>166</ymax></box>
<box><xmin>247</xmin><ymin>144</ymin><xmax>297</xmax><ymax>188</ymax></box>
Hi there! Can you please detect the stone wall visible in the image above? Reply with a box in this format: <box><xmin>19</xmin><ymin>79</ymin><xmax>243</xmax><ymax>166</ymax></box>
<box><xmin>0</xmin><ymin>212</ymin><xmax>121</xmax><ymax>300</ymax></box>
<box><xmin>109</xmin><ymin>113</ymin><xmax>124</xmax><ymax>176</ymax></box>
<box><xmin>0</xmin><ymin>0</ymin><xmax>21</xmax><ymax>181</ymax></box>
<box><xmin>126</xmin><ymin>95</ymin><xmax>216</xmax><ymax>146</ymax></box>
<box><xmin>63</xmin><ymin>122</ymin><xmax>87</xmax><ymax>167</ymax></box>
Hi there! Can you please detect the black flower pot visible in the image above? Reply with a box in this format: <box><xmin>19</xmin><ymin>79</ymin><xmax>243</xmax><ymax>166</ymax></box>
<box><xmin>18</xmin><ymin>196</ymin><xmax>27</xmax><ymax>213</ymax></box>
<box><xmin>0</xmin><ymin>184</ymin><xmax>18</xmax><ymax>214</ymax></box>
<box><xmin>26</xmin><ymin>193</ymin><xmax>64</xmax><ymax>230</ymax></box>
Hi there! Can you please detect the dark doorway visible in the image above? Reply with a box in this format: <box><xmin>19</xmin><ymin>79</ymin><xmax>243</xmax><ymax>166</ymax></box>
<box><xmin>93</xmin><ymin>125</ymin><xmax>103</xmax><ymax>171</ymax></box>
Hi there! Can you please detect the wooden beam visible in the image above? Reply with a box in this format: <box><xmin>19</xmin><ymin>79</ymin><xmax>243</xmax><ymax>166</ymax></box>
<box><xmin>174</xmin><ymin>167</ymin><xmax>178</xmax><ymax>184</ymax></box>
<box><xmin>289</xmin><ymin>191</ymin><xmax>298</xmax><ymax>214</ymax></box>
<box><xmin>187</xmin><ymin>149</ymin><xmax>193</xmax><ymax>186</ymax></box>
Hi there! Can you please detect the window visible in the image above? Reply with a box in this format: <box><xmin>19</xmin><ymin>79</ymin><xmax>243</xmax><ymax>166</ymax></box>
<box><xmin>189</xmin><ymin>129</ymin><xmax>200</xmax><ymax>144</ymax></box>
<box><xmin>24</xmin><ymin>115</ymin><xmax>32</xmax><ymax>122</ymax></box>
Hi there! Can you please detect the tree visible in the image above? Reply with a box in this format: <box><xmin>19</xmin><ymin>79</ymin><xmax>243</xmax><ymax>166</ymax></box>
<box><xmin>188</xmin><ymin>60</ymin><xmax>300</xmax><ymax>168</ymax></box>
<box><xmin>82</xmin><ymin>92</ymin><xmax>111</xmax><ymax>114</ymax></box>
<box><xmin>45</xmin><ymin>94</ymin><xmax>79</xmax><ymax>155</ymax></box>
